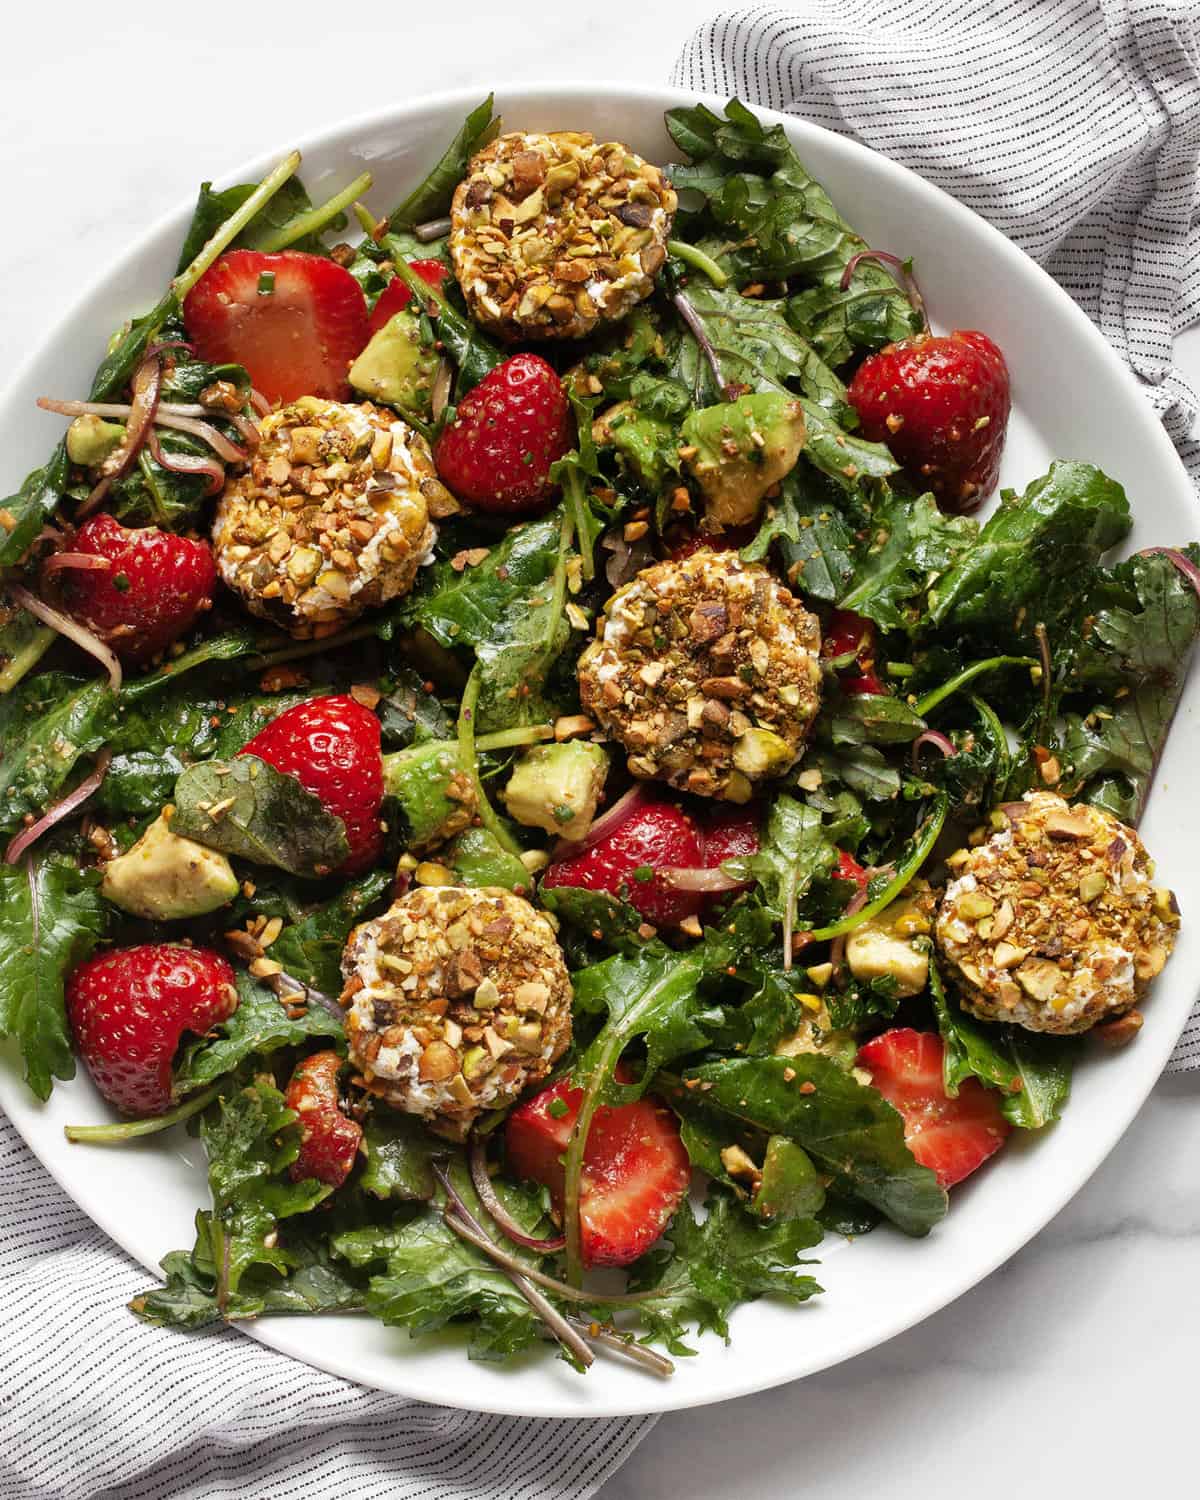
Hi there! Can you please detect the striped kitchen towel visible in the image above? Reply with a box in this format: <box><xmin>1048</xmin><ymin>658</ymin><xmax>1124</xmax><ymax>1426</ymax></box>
<box><xmin>0</xmin><ymin>1112</ymin><xmax>651</xmax><ymax>1500</ymax></box>
<box><xmin>673</xmin><ymin>0</ymin><xmax>1200</xmax><ymax>1071</ymax></box>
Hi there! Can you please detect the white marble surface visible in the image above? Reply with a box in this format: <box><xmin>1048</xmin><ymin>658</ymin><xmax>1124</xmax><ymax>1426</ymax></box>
<box><xmin>2</xmin><ymin>5</ymin><xmax>1197</xmax><ymax>1495</ymax></box>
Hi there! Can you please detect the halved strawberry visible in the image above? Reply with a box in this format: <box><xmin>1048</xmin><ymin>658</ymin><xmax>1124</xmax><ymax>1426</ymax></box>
<box><xmin>183</xmin><ymin>249</ymin><xmax>370</xmax><ymax>406</ymax></box>
<box><xmin>856</xmin><ymin>1028</ymin><xmax>1011</xmax><ymax>1188</ymax></box>
<box><xmin>505</xmin><ymin>1067</ymin><xmax>691</xmax><ymax>1268</ymax></box>
<box><xmin>367</xmin><ymin>260</ymin><xmax>449</xmax><ymax>336</ymax></box>
<box><xmin>833</xmin><ymin>848</ymin><xmax>870</xmax><ymax>892</ymax></box>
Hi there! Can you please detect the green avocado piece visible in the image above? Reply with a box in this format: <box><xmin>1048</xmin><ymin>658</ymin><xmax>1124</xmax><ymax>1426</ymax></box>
<box><xmin>100</xmin><ymin>810</ymin><xmax>238</xmax><ymax>920</ymax></box>
<box><xmin>448</xmin><ymin>826</ymin><xmax>530</xmax><ymax>892</ymax></box>
<box><xmin>348</xmin><ymin>308</ymin><xmax>440</xmax><ymax>416</ymax></box>
<box><xmin>66</xmin><ymin>414</ymin><xmax>126</xmax><ymax>467</ymax></box>
<box><xmin>502</xmin><ymin>740</ymin><xmax>609</xmax><ymax>842</ymax></box>
<box><xmin>592</xmin><ymin>401</ymin><xmax>678</xmax><ymax>491</ymax></box>
<box><xmin>381</xmin><ymin>740</ymin><xmax>476</xmax><ymax>853</ymax></box>
<box><xmin>680</xmin><ymin>391</ymin><xmax>806</xmax><ymax>528</ymax></box>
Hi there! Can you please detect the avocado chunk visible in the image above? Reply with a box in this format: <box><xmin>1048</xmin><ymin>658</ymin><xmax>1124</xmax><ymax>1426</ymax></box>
<box><xmin>381</xmin><ymin>741</ymin><xmax>477</xmax><ymax>852</ymax></box>
<box><xmin>502</xmin><ymin>740</ymin><xmax>609</xmax><ymax>842</ymax></box>
<box><xmin>66</xmin><ymin>414</ymin><xmax>126</xmax><ymax>468</ymax></box>
<box><xmin>101</xmin><ymin>810</ymin><xmax>238</xmax><ymax>921</ymax></box>
<box><xmin>592</xmin><ymin>401</ymin><xmax>678</xmax><ymax>490</ymax></box>
<box><xmin>845</xmin><ymin>894</ymin><xmax>931</xmax><ymax>998</ymax></box>
<box><xmin>680</xmin><ymin>392</ymin><xmax>806</xmax><ymax>528</ymax></box>
<box><xmin>348</xmin><ymin>309</ymin><xmax>440</xmax><ymax>417</ymax></box>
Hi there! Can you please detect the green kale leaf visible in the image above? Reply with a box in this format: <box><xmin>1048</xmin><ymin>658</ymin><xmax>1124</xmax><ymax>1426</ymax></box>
<box><xmin>626</xmin><ymin>1186</ymin><xmax>822</xmax><ymax>1356</ymax></box>
<box><xmin>387</xmin><ymin>95</ymin><xmax>498</xmax><ymax>228</ymax></box>
<box><xmin>668</xmin><ymin>1055</ymin><xmax>948</xmax><ymax>1236</ymax></box>
<box><xmin>0</xmin><ymin>856</ymin><xmax>106</xmax><ymax>1098</ymax></box>
<box><xmin>840</xmin><ymin>491</ymin><xmax>978</xmax><ymax>633</ymax></box>
<box><xmin>171</xmin><ymin>755</ymin><xmax>350</xmax><ymax>877</ymax></box>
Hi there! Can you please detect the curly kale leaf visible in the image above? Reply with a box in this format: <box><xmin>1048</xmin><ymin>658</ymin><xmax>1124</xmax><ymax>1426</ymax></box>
<box><xmin>626</xmin><ymin>1186</ymin><xmax>823</xmax><ymax>1356</ymax></box>
<box><xmin>0</xmin><ymin>857</ymin><xmax>106</xmax><ymax>1099</ymax></box>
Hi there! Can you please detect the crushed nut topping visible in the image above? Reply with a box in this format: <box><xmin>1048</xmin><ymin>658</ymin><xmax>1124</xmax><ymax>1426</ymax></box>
<box><xmin>449</xmin><ymin>131</ymin><xmax>677</xmax><ymax>342</ymax></box>
<box><xmin>212</xmin><ymin>396</ymin><xmax>448</xmax><ymax>639</ymax></box>
<box><xmin>577</xmin><ymin>548</ymin><xmax>822</xmax><ymax>801</ymax></box>
<box><xmin>935</xmin><ymin>791</ymin><xmax>1178</xmax><ymax>1035</ymax></box>
<box><xmin>340</xmin><ymin>885</ymin><xmax>572</xmax><ymax>1140</ymax></box>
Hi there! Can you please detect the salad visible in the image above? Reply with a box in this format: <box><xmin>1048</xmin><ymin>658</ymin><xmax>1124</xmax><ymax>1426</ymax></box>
<box><xmin>0</xmin><ymin>96</ymin><xmax>1194</xmax><ymax>1379</ymax></box>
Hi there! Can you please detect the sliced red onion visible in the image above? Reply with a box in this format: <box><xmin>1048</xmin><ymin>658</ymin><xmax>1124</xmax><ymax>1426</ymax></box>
<box><xmin>77</xmin><ymin>352</ymin><xmax>163</xmax><ymax>517</ymax></box>
<box><xmin>911</xmin><ymin>728</ymin><xmax>957</xmax><ymax>769</ymax></box>
<box><xmin>414</xmin><ymin>216</ymin><xmax>452</xmax><ymax>243</ymax></box>
<box><xmin>660</xmin><ymin>865</ymin><xmax>743</xmax><ymax>893</ymax></box>
<box><xmin>147</xmin><ymin>429</ymin><xmax>225</xmax><ymax>495</ymax></box>
<box><xmin>223</xmin><ymin>410</ymin><xmax>261</xmax><ymax>449</ymax></box>
<box><xmin>8</xmin><ymin>583</ymin><xmax>122</xmax><ymax>693</ymax></box>
<box><xmin>153</xmin><ymin>411</ymin><xmax>246</xmax><ymax>464</ymax></box>
<box><xmin>43</xmin><ymin>552</ymin><xmax>112</xmax><ymax>576</ymax></box>
<box><xmin>469</xmin><ymin>1137</ymin><xmax>566</xmax><ymax>1253</ymax></box>
<box><xmin>144</xmin><ymin>338</ymin><xmax>195</xmax><ymax>361</ymax></box>
<box><xmin>829</xmin><ymin>888</ymin><xmax>870</xmax><ymax>982</ymax></box>
<box><xmin>4</xmin><ymin>749</ymin><xmax>111</xmax><ymax>864</ymax></box>
<box><xmin>1138</xmin><ymin>547</ymin><xmax>1200</xmax><ymax>603</ymax></box>
<box><xmin>841</xmin><ymin>249</ymin><xmax>928</xmax><ymax>327</ymax></box>
<box><xmin>553</xmin><ymin>783</ymin><xmax>646</xmax><ymax>859</ymax></box>
<box><xmin>249</xmin><ymin>388</ymin><xmax>272</xmax><ymax>417</ymax></box>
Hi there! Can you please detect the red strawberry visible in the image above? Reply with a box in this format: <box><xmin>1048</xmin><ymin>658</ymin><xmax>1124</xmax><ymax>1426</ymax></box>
<box><xmin>433</xmin><ymin>354</ymin><xmax>572</xmax><ymax>515</ymax></box>
<box><xmin>367</xmin><ymin>260</ymin><xmax>449</xmax><ymax>336</ymax></box>
<box><xmin>505</xmin><ymin>1067</ymin><xmax>691</xmax><ymax>1268</ymax></box>
<box><xmin>848</xmin><ymin>330</ymin><xmax>1010</xmax><ymax>513</ymax></box>
<box><xmin>50</xmin><ymin>513</ymin><xmax>215</xmax><ymax>664</ymax></box>
<box><xmin>856</xmin><ymin>1028</ymin><xmax>1011</xmax><ymax>1188</ymax></box>
<box><xmin>284</xmin><ymin>1049</ymin><xmax>363</xmax><ymax>1187</ymax></box>
<box><xmin>822</xmin><ymin>607</ymin><xmax>886</xmax><ymax>696</ymax></box>
<box><xmin>183</xmin><ymin>249</ymin><xmax>370</xmax><ymax>406</ymax></box>
<box><xmin>239</xmin><ymin>694</ymin><xmax>383</xmax><ymax>874</ymax></box>
<box><xmin>66</xmin><ymin>945</ymin><xmax>237</xmax><ymax>1117</ymax></box>
<box><xmin>701</xmin><ymin>802</ymin><xmax>759</xmax><ymax>900</ymax></box>
<box><xmin>833</xmin><ymin>848</ymin><xmax>870</xmax><ymax>892</ymax></box>
<box><xmin>541</xmin><ymin>797</ymin><xmax>705</xmax><ymax>928</ymax></box>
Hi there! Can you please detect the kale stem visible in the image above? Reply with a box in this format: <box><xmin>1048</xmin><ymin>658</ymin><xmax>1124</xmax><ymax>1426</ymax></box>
<box><xmin>475</xmin><ymin>723</ymin><xmax>554</xmax><ymax>751</ymax></box>
<box><xmin>672</xmin><ymin>290</ymin><xmax>732</xmax><ymax>400</ymax></box>
<box><xmin>561</xmin><ymin>467</ymin><xmax>594</xmax><ymax>583</ymax></box>
<box><xmin>64</xmin><ymin>1082</ymin><xmax>222</xmax><ymax>1143</ymax></box>
<box><xmin>255</xmin><ymin>171</ymin><xmax>373</xmax><ymax>253</ymax></box>
<box><xmin>246</xmin><ymin>624</ymin><xmax>378</xmax><ymax>671</ymax></box>
<box><xmin>174</xmin><ymin>152</ymin><xmax>303</xmax><ymax>300</ymax></box>
<box><xmin>563</xmin><ymin>1031</ymin><xmax>624</xmax><ymax>1287</ymax></box>
<box><xmin>456</xmin><ymin>667</ymin><xmax>522</xmax><ymax>855</ymax></box>
<box><xmin>533</xmin><ymin>508</ymin><xmax>574</xmax><ymax>687</ymax></box>
<box><xmin>386</xmin><ymin>251</ymin><xmax>452</xmax><ymax>315</ymax></box>
<box><xmin>0</xmin><ymin>624</ymin><xmax>55</xmax><ymax>693</ymax></box>
<box><xmin>561</xmin><ymin>1316</ymin><xmax>675</xmax><ymax>1378</ymax></box>
<box><xmin>914</xmin><ymin>655</ymin><xmax>1039</xmax><ymax>718</ymax></box>
<box><xmin>667</xmin><ymin>239</ymin><xmax>729</xmax><ymax>288</ymax></box>
<box><xmin>805</xmin><ymin>793</ymin><xmax>948</xmax><ymax>943</ymax></box>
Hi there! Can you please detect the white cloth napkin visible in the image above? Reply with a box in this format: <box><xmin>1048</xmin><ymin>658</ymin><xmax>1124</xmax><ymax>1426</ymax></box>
<box><xmin>0</xmin><ymin>1113</ymin><xmax>653</xmax><ymax>1499</ymax></box>
<box><xmin>673</xmin><ymin>0</ymin><xmax>1200</xmax><ymax>1070</ymax></box>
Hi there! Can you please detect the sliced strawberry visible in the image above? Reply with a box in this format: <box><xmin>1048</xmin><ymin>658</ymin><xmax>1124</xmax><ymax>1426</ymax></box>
<box><xmin>505</xmin><ymin>1067</ymin><xmax>691</xmax><ymax>1268</ymax></box>
<box><xmin>665</xmin><ymin>524</ymin><xmax>756</xmax><ymax>563</ymax></box>
<box><xmin>822</xmin><ymin>608</ymin><xmax>874</xmax><ymax>664</ymax></box>
<box><xmin>285</xmin><ymin>1049</ymin><xmax>363</xmax><ymax>1187</ymax></box>
<box><xmin>833</xmin><ymin>848</ymin><xmax>870</xmax><ymax>892</ymax></box>
<box><xmin>541</xmin><ymin>797</ymin><xmax>705</xmax><ymax>928</ymax></box>
<box><xmin>840</xmin><ymin>672</ymin><xmax>888</xmax><ymax>696</ymax></box>
<box><xmin>701</xmin><ymin>802</ymin><xmax>759</xmax><ymax>899</ymax></box>
<box><xmin>367</xmin><ymin>260</ymin><xmax>449</xmax><ymax>336</ymax></box>
<box><xmin>183</xmin><ymin>249</ymin><xmax>370</xmax><ymax>406</ymax></box>
<box><xmin>856</xmin><ymin>1028</ymin><xmax>1011</xmax><ymax>1188</ymax></box>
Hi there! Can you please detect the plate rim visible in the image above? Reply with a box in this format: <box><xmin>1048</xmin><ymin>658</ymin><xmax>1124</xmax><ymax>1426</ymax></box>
<box><xmin>0</xmin><ymin>80</ymin><xmax>1194</xmax><ymax>1418</ymax></box>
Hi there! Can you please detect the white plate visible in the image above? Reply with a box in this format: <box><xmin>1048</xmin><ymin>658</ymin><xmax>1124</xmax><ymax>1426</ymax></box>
<box><xmin>1</xmin><ymin>84</ymin><xmax>1196</xmax><ymax>1419</ymax></box>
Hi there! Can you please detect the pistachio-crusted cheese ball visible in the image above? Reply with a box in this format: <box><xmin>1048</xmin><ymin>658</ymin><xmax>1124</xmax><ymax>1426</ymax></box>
<box><xmin>449</xmin><ymin>130</ymin><xmax>676</xmax><ymax>342</ymax></box>
<box><xmin>214</xmin><ymin>397</ymin><xmax>448</xmax><ymax>638</ymax></box>
<box><xmin>341</xmin><ymin>885</ymin><xmax>572</xmax><ymax>1140</ymax></box>
<box><xmin>935</xmin><ymin>791</ymin><xmax>1179</xmax><ymax>1035</ymax></box>
<box><xmin>577</xmin><ymin>548</ymin><xmax>822</xmax><ymax>801</ymax></box>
